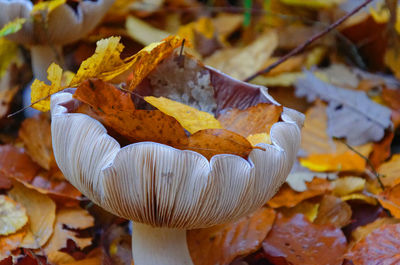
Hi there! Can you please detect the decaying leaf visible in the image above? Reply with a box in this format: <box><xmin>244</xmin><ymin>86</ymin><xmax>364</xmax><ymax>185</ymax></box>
<box><xmin>0</xmin><ymin>145</ymin><xmax>40</xmax><ymax>189</ymax></box>
<box><xmin>8</xmin><ymin>181</ymin><xmax>56</xmax><ymax>249</ymax></box>
<box><xmin>18</xmin><ymin>113</ymin><xmax>56</xmax><ymax>170</ymax></box>
<box><xmin>144</xmin><ymin>96</ymin><xmax>222</xmax><ymax>134</ymax></box>
<box><xmin>0</xmin><ymin>195</ymin><xmax>28</xmax><ymax>236</ymax></box>
<box><xmin>43</xmin><ymin>207</ymin><xmax>94</xmax><ymax>259</ymax></box>
<box><xmin>263</xmin><ymin>213</ymin><xmax>347</xmax><ymax>265</ymax></box>
<box><xmin>188</xmin><ymin>207</ymin><xmax>276</xmax><ymax>265</ymax></box>
<box><xmin>280</xmin><ymin>200</ymin><xmax>319</xmax><ymax>222</ymax></box>
<box><xmin>268</xmin><ymin>179</ymin><xmax>332</xmax><ymax>208</ymax></box>
<box><xmin>332</xmin><ymin>177</ymin><xmax>366</xmax><ymax>196</ymax></box>
<box><xmin>314</xmin><ymin>195</ymin><xmax>352</xmax><ymax>228</ymax></box>
<box><xmin>346</xmin><ymin>223</ymin><xmax>400</xmax><ymax>264</ymax></box>
<box><xmin>296</xmin><ymin>71</ymin><xmax>392</xmax><ymax>145</ymax></box>
<box><xmin>217</xmin><ymin>103</ymin><xmax>282</xmax><ymax>137</ymax></box>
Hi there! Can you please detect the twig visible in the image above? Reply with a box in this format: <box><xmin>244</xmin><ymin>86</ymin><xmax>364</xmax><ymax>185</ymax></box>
<box><xmin>340</xmin><ymin>140</ymin><xmax>385</xmax><ymax>190</ymax></box>
<box><xmin>243</xmin><ymin>0</ymin><xmax>374</xmax><ymax>82</ymax></box>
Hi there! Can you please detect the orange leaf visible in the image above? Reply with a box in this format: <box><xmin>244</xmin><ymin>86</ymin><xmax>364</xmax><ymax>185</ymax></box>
<box><xmin>18</xmin><ymin>113</ymin><xmax>56</xmax><ymax>170</ymax></box>
<box><xmin>188</xmin><ymin>207</ymin><xmax>276</xmax><ymax>265</ymax></box>
<box><xmin>267</xmin><ymin>178</ymin><xmax>332</xmax><ymax>208</ymax></box>
<box><xmin>369</xmin><ymin>131</ymin><xmax>394</xmax><ymax>169</ymax></box>
<box><xmin>377</xmin><ymin>184</ymin><xmax>400</xmax><ymax>218</ymax></box>
<box><xmin>217</xmin><ymin>103</ymin><xmax>283</xmax><ymax>137</ymax></box>
<box><xmin>346</xmin><ymin>223</ymin><xmax>400</xmax><ymax>264</ymax></box>
<box><xmin>263</xmin><ymin>213</ymin><xmax>347</xmax><ymax>265</ymax></box>
<box><xmin>74</xmin><ymin>79</ymin><xmax>188</xmax><ymax>147</ymax></box>
<box><xmin>0</xmin><ymin>228</ymin><xmax>26</xmax><ymax>260</ymax></box>
<box><xmin>0</xmin><ymin>145</ymin><xmax>40</xmax><ymax>189</ymax></box>
<box><xmin>299</xmin><ymin>152</ymin><xmax>366</xmax><ymax>172</ymax></box>
<box><xmin>378</xmin><ymin>154</ymin><xmax>400</xmax><ymax>187</ymax></box>
<box><xmin>187</xmin><ymin>129</ymin><xmax>254</xmax><ymax>160</ymax></box>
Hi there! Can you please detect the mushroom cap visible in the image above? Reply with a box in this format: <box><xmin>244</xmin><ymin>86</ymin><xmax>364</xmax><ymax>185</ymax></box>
<box><xmin>0</xmin><ymin>0</ymin><xmax>114</xmax><ymax>45</ymax></box>
<box><xmin>51</xmin><ymin>84</ymin><xmax>303</xmax><ymax>229</ymax></box>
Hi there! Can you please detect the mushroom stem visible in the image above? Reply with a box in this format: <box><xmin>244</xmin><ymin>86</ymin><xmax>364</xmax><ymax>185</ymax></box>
<box><xmin>131</xmin><ymin>222</ymin><xmax>194</xmax><ymax>265</ymax></box>
<box><xmin>30</xmin><ymin>45</ymin><xmax>62</xmax><ymax>82</ymax></box>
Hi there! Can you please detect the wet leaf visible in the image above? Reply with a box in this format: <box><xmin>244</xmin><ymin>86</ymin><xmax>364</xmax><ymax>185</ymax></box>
<box><xmin>8</xmin><ymin>181</ymin><xmax>56</xmax><ymax>249</ymax></box>
<box><xmin>0</xmin><ymin>195</ymin><xmax>28</xmax><ymax>235</ymax></box>
<box><xmin>217</xmin><ymin>103</ymin><xmax>282</xmax><ymax>137</ymax></box>
<box><xmin>188</xmin><ymin>207</ymin><xmax>276</xmax><ymax>265</ymax></box>
<box><xmin>263</xmin><ymin>213</ymin><xmax>347</xmax><ymax>265</ymax></box>
<box><xmin>346</xmin><ymin>223</ymin><xmax>400</xmax><ymax>264</ymax></box>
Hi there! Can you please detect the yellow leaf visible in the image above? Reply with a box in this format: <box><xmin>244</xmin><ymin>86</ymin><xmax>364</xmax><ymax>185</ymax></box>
<box><xmin>177</xmin><ymin>17</ymin><xmax>215</xmax><ymax>43</ymax></box>
<box><xmin>32</xmin><ymin>0</ymin><xmax>66</xmax><ymax>14</ymax></box>
<box><xmin>300</xmin><ymin>152</ymin><xmax>366</xmax><ymax>172</ymax></box>
<box><xmin>144</xmin><ymin>96</ymin><xmax>222</xmax><ymax>134</ymax></box>
<box><xmin>280</xmin><ymin>0</ymin><xmax>345</xmax><ymax>9</ymax></box>
<box><xmin>31</xmin><ymin>63</ymin><xmax>64</xmax><ymax>112</ymax></box>
<box><xmin>0</xmin><ymin>195</ymin><xmax>28</xmax><ymax>236</ymax></box>
<box><xmin>332</xmin><ymin>177</ymin><xmax>366</xmax><ymax>197</ymax></box>
<box><xmin>0</xmin><ymin>18</ymin><xmax>26</xmax><ymax>38</ymax></box>
<box><xmin>280</xmin><ymin>201</ymin><xmax>319</xmax><ymax>222</ymax></box>
<box><xmin>8</xmin><ymin>181</ymin><xmax>56</xmax><ymax>249</ymax></box>
<box><xmin>0</xmin><ymin>38</ymin><xmax>18</xmax><ymax>78</ymax></box>
<box><xmin>247</xmin><ymin>133</ymin><xmax>271</xmax><ymax>146</ymax></box>
<box><xmin>126</xmin><ymin>16</ymin><xmax>170</xmax><ymax>46</ymax></box>
<box><xmin>341</xmin><ymin>193</ymin><xmax>377</xmax><ymax>205</ymax></box>
<box><xmin>70</xmin><ymin>36</ymin><xmax>126</xmax><ymax>86</ymax></box>
<box><xmin>384</xmin><ymin>48</ymin><xmax>400</xmax><ymax>80</ymax></box>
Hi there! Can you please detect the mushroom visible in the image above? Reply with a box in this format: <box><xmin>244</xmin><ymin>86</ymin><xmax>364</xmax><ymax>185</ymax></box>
<box><xmin>50</xmin><ymin>66</ymin><xmax>303</xmax><ymax>265</ymax></box>
<box><xmin>0</xmin><ymin>0</ymin><xmax>114</xmax><ymax>81</ymax></box>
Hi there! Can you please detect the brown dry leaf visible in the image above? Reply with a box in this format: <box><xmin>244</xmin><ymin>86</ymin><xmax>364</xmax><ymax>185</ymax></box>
<box><xmin>332</xmin><ymin>177</ymin><xmax>366</xmax><ymax>197</ymax></box>
<box><xmin>314</xmin><ymin>195</ymin><xmax>352</xmax><ymax>228</ymax></box>
<box><xmin>300</xmin><ymin>101</ymin><xmax>371</xmax><ymax>172</ymax></box>
<box><xmin>378</xmin><ymin>154</ymin><xmax>400</xmax><ymax>187</ymax></box>
<box><xmin>18</xmin><ymin>113</ymin><xmax>56</xmax><ymax>170</ymax></box>
<box><xmin>187</xmin><ymin>129</ymin><xmax>254</xmax><ymax>160</ymax></box>
<box><xmin>204</xmin><ymin>31</ymin><xmax>278</xmax><ymax>80</ymax></box>
<box><xmin>0</xmin><ymin>86</ymin><xmax>18</xmax><ymax>119</ymax></box>
<box><xmin>8</xmin><ymin>181</ymin><xmax>56</xmax><ymax>249</ymax></box>
<box><xmin>188</xmin><ymin>207</ymin><xmax>276</xmax><ymax>265</ymax></box>
<box><xmin>217</xmin><ymin>103</ymin><xmax>283</xmax><ymax>137</ymax></box>
<box><xmin>377</xmin><ymin>184</ymin><xmax>400</xmax><ymax>218</ymax></box>
<box><xmin>0</xmin><ymin>228</ymin><xmax>26</xmax><ymax>260</ymax></box>
<box><xmin>211</xmin><ymin>13</ymin><xmax>243</xmax><ymax>42</ymax></box>
<box><xmin>0</xmin><ymin>145</ymin><xmax>40</xmax><ymax>189</ymax></box>
<box><xmin>43</xmin><ymin>207</ymin><xmax>94</xmax><ymax>260</ymax></box>
<box><xmin>74</xmin><ymin>79</ymin><xmax>188</xmax><ymax>147</ymax></box>
<box><xmin>0</xmin><ymin>195</ymin><xmax>28</xmax><ymax>236</ymax></box>
<box><xmin>263</xmin><ymin>213</ymin><xmax>347</xmax><ymax>265</ymax></box>
<box><xmin>267</xmin><ymin>179</ymin><xmax>332</xmax><ymax>208</ymax></box>
<box><xmin>346</xmin><ymin>223</ymin><xmax>400</xmax><ymax>264</ymax></box>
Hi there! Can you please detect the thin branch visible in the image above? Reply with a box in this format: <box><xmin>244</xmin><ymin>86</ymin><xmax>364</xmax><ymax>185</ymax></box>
<box><xmin>341</xmin><ymin>139</ymin><xmax>385</xmax><ymax>190</ymax></box>
<box><xmin>244</xmin><ymin>0</ymin><xmax>374</xmax><ymax>82</ymax></box>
